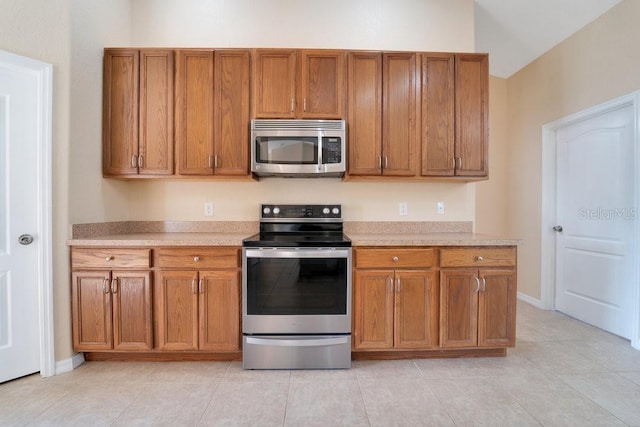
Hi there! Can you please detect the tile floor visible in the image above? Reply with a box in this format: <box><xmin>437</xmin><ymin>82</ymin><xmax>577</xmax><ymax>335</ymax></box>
<box><xmin>2</xmin><ymin>301</ymin><xmax>640</xmax><ymax>426</ymax></box>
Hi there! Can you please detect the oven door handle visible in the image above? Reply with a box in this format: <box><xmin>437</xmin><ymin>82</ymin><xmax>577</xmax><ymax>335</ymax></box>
<box><xmin>245</xmin><ymin>336</ymin><xmax>349</xmax><ymax>347</ymax></box>
<box><xmin>243</xmin><ymin>248</ymin><xmax>351</xmax><ymax>259</ymax></box>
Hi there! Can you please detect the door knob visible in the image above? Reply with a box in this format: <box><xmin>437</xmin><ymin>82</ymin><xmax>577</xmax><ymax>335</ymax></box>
<box><xmin>18</xmin><ymin>234</ymin><xmax>34</xmax><ymax>245</ymax></box>
<box><xmin>552</xmin><ymin>225</ymin><xmax>563</xmax><ymax>232</ymax></box>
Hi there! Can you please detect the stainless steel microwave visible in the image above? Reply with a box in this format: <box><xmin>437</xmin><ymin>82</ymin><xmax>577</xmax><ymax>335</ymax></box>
<box><xmin>250</xmin><ymin>119</ymin><xmax>346</xmax><ymax>177</ymax></box>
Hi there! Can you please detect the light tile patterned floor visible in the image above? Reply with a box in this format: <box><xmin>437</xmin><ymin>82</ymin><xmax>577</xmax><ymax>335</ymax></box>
<box><xmin>2</xmin><ymin>301</ymin><xmax>640</xmax><ymax>426</ymax></box>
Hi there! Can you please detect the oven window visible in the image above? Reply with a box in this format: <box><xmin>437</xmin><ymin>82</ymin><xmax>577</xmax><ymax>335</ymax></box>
<box><xmin>246</xmin><ymin>257</ymin><xmax>347</xmax><ymax>315</ymax></box>
<box><xmin>255</xmin><ymin>137</ymin><xmax>318</xmax><ymax>164</ymax></box>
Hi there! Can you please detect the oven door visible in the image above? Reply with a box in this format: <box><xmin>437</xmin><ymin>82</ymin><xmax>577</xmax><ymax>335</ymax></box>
<box><xmin>242</xmin><ymin>247</ymin><xmax>352</xmax><ymax>334</ymax></box>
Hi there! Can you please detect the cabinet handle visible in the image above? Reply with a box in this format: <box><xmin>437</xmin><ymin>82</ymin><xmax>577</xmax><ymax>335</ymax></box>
<box><xmin>193</xmin><ymin>256</ymin><xmax>200</xmax><ymax>262</ymax></box>
<box><xmin>208</xmin><ymin>155</ymin><xmax>213</xmax><ymax>169</ymax></box>
<box><xmin>131</xmin><ymin>155</ymin><xmax>138</xmax><ymax>168</ymax></box>
<box><xmin>105</xmin><ymin>256</ymin><xmax>114</xmax><ymax>262</ymax></box>
<box><xmin>396</xmin><ymin>277</ymin><xmax>401</xmax><ymax>293</ymax></box>
<box><xmin>387</xmin><ymin>277</ymin><xmax>393</xmax><ymax>294</ymax></box>
<box><xmin>198</xmin><ymin>278</ymin><xmax>204</xmax><ymax>294</ymax></box>
<box><xmin>303</xmin><ymin>98</ymin><xmax>307</xmax><ymax>112</ymax></box>
<box><xmin>452</xmin><ymin>157</ymin><xmax>456</xmax><ymax>170</ymax></box>
<box><xmin>138</xmin><ymin>155</ymin><xmax>143</xmax><ymax>169</ymax></box>
<box><xmin>456</xmin><ymin>157</ymin><xmax>462</xmax><ymax>170</ymax></box>
<box><xmin>476</xmin><ymin>256</ymin><xmax>484</xmax><ymax>262</ymax></box>
<box><xmin>192</xmin><ymin>279</ymin><xmax>197</xmax><ymax>294</ymax></box>
<box><xmin>482</xmin><ymin>277</ymin><xmax>487</xmax><ymax>292</ymax></box>
<box><xmin>392</xmin><ymin>256</ymin><xmax>399</xmax><ymax>262</ymax></box>
<box><xmin>378</xmin><ymin>156</ymin><xmax>383</xmax><ymax>170</ymax></box>
<box><xmin>291</xmin><ymin>98</ymin><xmax>295</xmax><ymax>113</ymax></box>
<box><xmin>475</xmin><ymin>276</ymin><xmax>481</xmax><ymax>293</ymax></box>
<box><xmin>385</xmin><ymin>156</ymin><xmax>389</xmax><ymax>169</ymax></box>
<box><xmin>103</xmin><ymin>278</ymin><xmax>110</xmax><ymax>294</ymax></box>
<box><xmin>111</xmin><ymin>278</ymin><xmax>118</xmax><ymax>294</ymax></box>
<box><xmin>214</xmin><ymin>155</ymin><xmax>219</xmax><ymax>169</ymax></box>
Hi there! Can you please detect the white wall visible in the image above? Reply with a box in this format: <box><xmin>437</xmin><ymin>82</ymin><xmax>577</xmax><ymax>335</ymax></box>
<box><xmin>127</xmin><ymin>0</ymin><xmax>477</xmax><ymax>223</ymax></box>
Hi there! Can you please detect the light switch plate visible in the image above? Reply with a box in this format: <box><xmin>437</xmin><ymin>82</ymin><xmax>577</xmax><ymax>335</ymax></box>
<box><xmin>437</xmin><ymin>201</ymin><xmax>445</xmax><ymax>214</ymax></box>
<box><xmin>204</xmin><ymin>202</ymin><xmax>214</xmax><ymax>217</ymax></box>
<box><xmin>399</xmin><ymin>202</ymin><xmax>408</xmax><ymax>216</ymax></box>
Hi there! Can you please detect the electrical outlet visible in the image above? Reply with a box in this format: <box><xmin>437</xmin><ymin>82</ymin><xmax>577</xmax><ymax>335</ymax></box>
<box><xmin>204</xmin><ymin>202</ymin><xmax>214</xmax><ymax>217</ymax></box>
<box><xmin>437</xmin><ymin>201</ymin><xmax>445</xmax><ymax>214</ymax></box>
<box><xmin>399</xmin><ymin>202</ymin><xmax>408</xmax><ymax>216</ymax></box>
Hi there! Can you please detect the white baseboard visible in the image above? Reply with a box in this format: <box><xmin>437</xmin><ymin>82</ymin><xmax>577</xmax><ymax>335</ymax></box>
<box><xmin>55</xmin><ymin>353</ymin><xmax>85</xmax><ymax>375</ymax></box>
<box><xmin>517</xmin><ymin>292</ymin><xmax>545</xmax><ymax>309</ymax></box>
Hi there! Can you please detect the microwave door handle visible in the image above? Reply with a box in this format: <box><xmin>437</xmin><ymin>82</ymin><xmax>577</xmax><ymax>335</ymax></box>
<box><xmin>318</xmin><ymin>131</ymin><xmax>323</xmax><ymax>171</ymax></box>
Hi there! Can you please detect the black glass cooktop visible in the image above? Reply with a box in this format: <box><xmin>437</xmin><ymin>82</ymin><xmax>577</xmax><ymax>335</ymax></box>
<box><xmin>242</xmin><ymin>232</ymin><xmax>352</xmax><ymax>248</ymax></box>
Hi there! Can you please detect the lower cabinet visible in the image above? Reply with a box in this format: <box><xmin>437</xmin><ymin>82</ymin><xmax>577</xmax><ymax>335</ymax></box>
<box><xmin>155</xmin><ymin>248</ymin><xmax>241</xmax><ymax>352</ymax></box>
<box><xmin>353</xmin><ymin>248</ymin><xmax>439</xmax><ymax>350</ymax></box>
<box><xmin>439</xmin><ymin>248</ymin><xmax>517</xmax><ymax>348</ymax></box>
<box><xmin>70</xmin><ymin>248</ymin><xmax>152</xmax><ymax>351</ymax></box>
<box><xmin>155</xmin><ymin>270</ymin><xmax>240</xmax><ymax>351</ymax></box>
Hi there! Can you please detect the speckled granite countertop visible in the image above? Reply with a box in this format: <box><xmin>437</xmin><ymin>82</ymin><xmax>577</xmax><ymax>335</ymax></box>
<box><xmin>67</xmin><ymin>221</ymin><xmax>519</xmax><ymax>247</ymax></box>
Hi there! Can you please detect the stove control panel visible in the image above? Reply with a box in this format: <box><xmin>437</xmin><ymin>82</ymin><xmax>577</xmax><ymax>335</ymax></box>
<box><xmin>260</xmin><ymin>204</ymin><xmax>342</xmax><ymax>220</ymax></box>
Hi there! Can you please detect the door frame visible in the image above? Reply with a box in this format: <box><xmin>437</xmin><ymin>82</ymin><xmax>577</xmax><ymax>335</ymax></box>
<box><xmin>541</xmin><ymin>90</ymin><xmax>640</xmax><ymax>349</ymax></box>
<box><xmin>0</xmin><ymin>50</ymin><xmax>54</xmax><ymax>376</ymax></box>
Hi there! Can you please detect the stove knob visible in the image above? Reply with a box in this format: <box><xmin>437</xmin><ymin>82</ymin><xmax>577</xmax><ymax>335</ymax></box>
<box><xmin>322</xmin><ymin>207</ymin><xmax>330</xmax><ymax>215</ymax></box>
<box><xmin>273</xmin><ymin>207</ymin><xmax>280</xmax><ymax>215</ymax></box>
<box><xmin>263</xmin><ymin>207</ymin><xmax>271</xmax><ymax>215</ymax></box>
<box><xmin>332</xmin><ymin>207</ymin><xmax>340</xmax><ymax>215</ymax></box>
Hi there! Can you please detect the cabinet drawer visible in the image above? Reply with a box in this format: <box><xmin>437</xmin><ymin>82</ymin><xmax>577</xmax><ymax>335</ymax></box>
<box><xmin>355</xmin><ymin>248</ymin><xmax>435</xmax><ymax>269</ymax></box>
<box><xmin>440</xmin><ymin>247</ymin><xmax>516</xmax><ymax>268</ymax></box>
<box><xmin>71</xmin><ymin>248</ymin><xmax>151</xmax><ymax>269</ymax></box>
<box><xmin>157</xmin><ymin>247</ymin><xmax>239</xmax><ymax>269</ymax></box>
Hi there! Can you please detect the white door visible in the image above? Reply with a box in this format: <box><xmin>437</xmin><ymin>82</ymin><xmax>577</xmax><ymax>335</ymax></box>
<box><xmin>0</xmin><ymin>54</ymin><xmax>44</xmax><ymax>382</ymax></box>
<box><xmin>555</xmin><ymin>104</ymin><xmax>635</xmax><ymax>339</ymax></box>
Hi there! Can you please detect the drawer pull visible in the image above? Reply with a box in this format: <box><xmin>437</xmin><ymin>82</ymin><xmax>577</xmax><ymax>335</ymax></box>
<box><xmin>476</xmin><ymin>256</ymin><xmax>484</xmax><ymax>262</ymax></box>
<box><xmin>193</xmin><ymin>256</ymin><xmax>200</xmax><ymax>262</ymax></box>
<box><xmin>105</xmin><ymin>256</ymin><xmax>114</xmax><ymax>262</ymax></box>
<box><xmin>392</xmin><ymin>256</ymin><xmax>399</xmax><ymax>262</ymax></box>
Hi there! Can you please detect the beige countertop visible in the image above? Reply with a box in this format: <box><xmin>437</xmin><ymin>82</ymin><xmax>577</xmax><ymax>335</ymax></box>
<box><xmin>67</xmin><ymin>231</ymin><xmax>519</xmax><ymax>247</ymax></box>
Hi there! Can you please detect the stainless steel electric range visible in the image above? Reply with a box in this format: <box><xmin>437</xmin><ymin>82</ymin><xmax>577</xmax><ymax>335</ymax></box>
<box><xmin>242</xmin><ymin>204</ymin><xmax>352</xmax><ymax>369</ymax></box>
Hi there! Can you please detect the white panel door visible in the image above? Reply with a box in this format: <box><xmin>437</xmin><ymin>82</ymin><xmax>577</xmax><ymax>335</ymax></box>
<box><xmin>0</xmin><ymin>59</ymin><xmax>41</xmax><ymax>382</ymax></box>
<box><xmin>555</xmin><ymin>104</ymin><xmax>635</xmax><ymax>338</ymax></box>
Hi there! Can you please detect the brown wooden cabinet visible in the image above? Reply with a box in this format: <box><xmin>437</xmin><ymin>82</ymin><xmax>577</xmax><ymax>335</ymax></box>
<box><xmin>353</xmin><ymin>248</ymin><xmax>438</xmax><ymax>350</ymax></box>
<box><xmin>70</xmin><ymin>248</ymin><xmax>153</xmax><ymax>351</ymax></box>
<box><xmin>439</xmin><ymin>247</ymin><xmax>516</xmax><ymax>348</ymax></box>
<box><xmin>103</xmin><ymin>49</ymin><xmax>173</xmax><ymax>177</ymax></box>
<box><xmin>251</xmin><ymin>49</ymin><xmax>345</xmax><ymax>119</ymax></box>
<box><xmin>175</xmin><ymin>49</ymin><xmax>250</xmax><ymax>176</ymax></box>
<box><xmin>421</xmin><ymin>53</ymin><xmax>488</xmax><ymax>177</ymax></box>
<box><xmin>347</xmin><ymin>52</ymin><xmax>418</xmax><ymax>177</ymax></box>
<box><xmin>155</xmin><ymin>248</ymin><xmax>241</xmax><ymax>351</ymax></box>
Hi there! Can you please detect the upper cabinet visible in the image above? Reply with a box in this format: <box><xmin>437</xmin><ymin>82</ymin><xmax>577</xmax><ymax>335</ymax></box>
<box><xmin>347</xmin><ymin>52</ymin><xmax>418</xmax><ymax>177</ymax></box>
<box><xmin>103</xmin><ymin>49</ymin><xmax>174</xmax><ymax>177</ymax></box>
<box><xmin>175</xmin><ymin>49</ymin><xmax>250</xmax><ymax>176</ymax></box>
<box><xmin>251</xmin><ymin>49</ymin><xmax>345</xmax><ymax>119</ymax></box>
<box><xmin>421</xmin><ymin>53</ymin><xmax>488</xmax><ymax>177</ymax></box>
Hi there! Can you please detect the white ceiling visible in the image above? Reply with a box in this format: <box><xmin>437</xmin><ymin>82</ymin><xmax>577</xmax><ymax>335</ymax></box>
<box><xmin>474</xmin><ymin>0</ymin><xmax>623</xmax><ymax>78</ymax></box>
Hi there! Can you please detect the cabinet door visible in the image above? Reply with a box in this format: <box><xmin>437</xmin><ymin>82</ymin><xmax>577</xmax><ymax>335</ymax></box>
<box><xmin>199</xmin><ymin>270</ymin><xmax>241</xmax><ymax>351</ymax></box>
<box><xmin>382</xmin><ymin>52</ymin><xmax>418</xmax><ymax>176</ymax></box>
<box><xmin>455</xmin><ymin>54</ymin><xmax>488</xmax><ymax>177</ymax></box>
<box><xmin>439</xmin><ymin>269</ymin><xmax>479</xmax><ymax>348</ymax></box>
<box><xmin>347</xmin><ymin>51</ymin><xmax>382</xmax><ymax>176</ymax></box>
<box><xmin>156</xmin><ymin>270</ymin><xmax>199</xmax><ymax>350</ymax></box>
<box><xmin>394</xmin><ymin>270</ymin><xmax>439</xmax><ymax>349</ymax></box>
<box><xmin>478</xmin><ymin>269</ymin><xmax>516</xmax><ymax>347</ymax></box>
<box><xmin>299</xmin><ymin>50</ymin><xmax>345</xmax><ymax>118</ymax></box>
<box><xmin>111</xmin><ymin>271</ymin><xmax>153</xmax><ymax>351</ymax></box>
<box><xmin>175</xmin><ymin>50</ymin><xmax>215</xmax><ymax>175</ymax></box>
<box><xmin>213</xmin><ymin>50</ymin><xmax>250</xmax><ymax>176</ymax></box>
<box><xmin>71</xmin><ymin>271</ymin><xmax>113</xmax><ymax>350</ymax></box>
<box><xmin>353</xmin><ymin>270</ymin><xmax>394</xmax><ymax>349</ymax></box>
<box><xmin>421</xmin><ymin>53</ymin><xmax>455</xmax><ymax>176</ymax></box>
<box><xmin>139</xmin><ymin>50</ymin><xmax>174</xmax><ymax>175</ymax></box>
<box><xmin>103</xmin><ymin>49</ymin><xmax>139</xmax><ymax>176</ymax></box>
<box><xmin>252</xmin><ymin>49</ymin><xmax>297</xmax><ymax>118</ymax></box>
